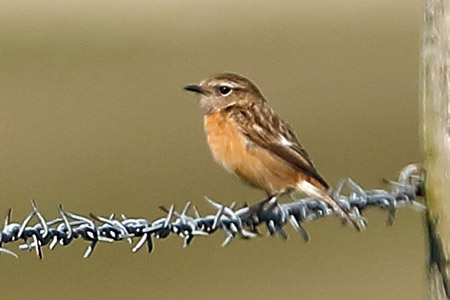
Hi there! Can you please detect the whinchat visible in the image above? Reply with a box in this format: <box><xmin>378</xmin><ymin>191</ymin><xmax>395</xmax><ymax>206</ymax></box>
<box><xmin>185</xmin><ymin>73</ymin><xmax>355</xmax><ymax>227</ymax></box>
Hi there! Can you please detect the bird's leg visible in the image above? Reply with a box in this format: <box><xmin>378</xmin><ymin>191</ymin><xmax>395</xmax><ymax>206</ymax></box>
<box><xmin>240</xmin><ymin>194</ymin><xmax>279</xmax><ymax>233</ymax></box>
<box><xmin>260</xmin><ymin>193</ymin><xmax>280</xmax><ymax>210</ymax></box>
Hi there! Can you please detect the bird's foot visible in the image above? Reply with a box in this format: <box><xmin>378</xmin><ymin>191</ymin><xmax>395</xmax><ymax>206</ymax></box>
<box><xmin>239</xmin><ymin>195</ymin><xmax>278</xmax><ymax>233</ymax></box>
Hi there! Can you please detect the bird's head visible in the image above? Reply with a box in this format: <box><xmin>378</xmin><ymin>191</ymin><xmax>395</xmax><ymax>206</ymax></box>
<box><xmin>184</xmin><ymin>73</ymin><xmax>265</xmax><ymax>114</ymax></box>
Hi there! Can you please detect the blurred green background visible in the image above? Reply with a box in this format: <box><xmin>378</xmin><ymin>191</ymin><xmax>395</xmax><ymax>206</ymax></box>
<box><xmin>0</xmin><ymin>0</ymin><xmax>424</xmax><ymax>299</ymax></box>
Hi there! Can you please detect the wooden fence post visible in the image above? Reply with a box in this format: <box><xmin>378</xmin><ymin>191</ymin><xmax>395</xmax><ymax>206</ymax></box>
<box><xmin>422</xmin><ymin>1</ymin><xmax>450</xmax><ymax>299</ymax></box>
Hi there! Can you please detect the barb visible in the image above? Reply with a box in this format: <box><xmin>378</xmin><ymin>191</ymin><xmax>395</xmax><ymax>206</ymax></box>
<box><xmin>0</xmin><ymin>164</ymin><xmax>426</xmax><ymax>259</ymax></box>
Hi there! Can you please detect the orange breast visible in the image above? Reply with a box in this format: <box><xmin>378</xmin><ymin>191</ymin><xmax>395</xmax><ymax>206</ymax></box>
<box><xmin>204</xmin><ymin>111</ymin><xmax>300</xmax><ymax>194</ymax></box>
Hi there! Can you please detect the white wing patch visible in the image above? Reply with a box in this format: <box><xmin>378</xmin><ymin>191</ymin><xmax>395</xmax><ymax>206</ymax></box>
<box><xmin>279</xmin><ymin>135</ymin><xmax>293</xmax><ymax>147</ymax></box>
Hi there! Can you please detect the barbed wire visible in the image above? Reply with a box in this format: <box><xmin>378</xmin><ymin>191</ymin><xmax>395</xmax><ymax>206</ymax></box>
<box><xmin>0</xmin><ymin>164</ymin><xmax>426</xmax><ymax>259</ymax></box>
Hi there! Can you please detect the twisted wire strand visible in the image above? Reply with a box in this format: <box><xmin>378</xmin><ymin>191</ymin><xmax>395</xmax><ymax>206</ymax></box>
<box><xmin>0</xmin><ymin>164</ymin><xmax>425</xmax><ymax>259</ymax></box>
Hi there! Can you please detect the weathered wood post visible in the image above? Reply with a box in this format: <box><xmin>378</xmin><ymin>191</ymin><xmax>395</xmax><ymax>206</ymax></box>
<box><xmin>422</xmin><ymin>1</ymin><xmax>450</xmax><ymax>299</ymax></box>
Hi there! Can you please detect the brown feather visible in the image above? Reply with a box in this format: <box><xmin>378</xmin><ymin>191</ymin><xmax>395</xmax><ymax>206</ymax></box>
<box><xmin>229</xmin><ymin>102</ymin><xmax>330</xmax><ymax>190</ymax></box>
<box><xmin>189</xmin><ymin>72</ymin><xmax>357</xmax><ymax>228</ymax></box>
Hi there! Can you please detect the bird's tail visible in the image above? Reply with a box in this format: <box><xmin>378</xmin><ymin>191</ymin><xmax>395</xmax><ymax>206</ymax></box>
<box><xmin>297</xmin><ymin>180</ymin><xmax>361</xmax><ymax>230</ymax></box>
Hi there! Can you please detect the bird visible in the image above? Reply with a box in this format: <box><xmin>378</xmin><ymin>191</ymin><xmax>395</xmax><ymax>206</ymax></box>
<box><xmin>184</xmin><ymin>72</ymin><xmax>356</xmax><ymax>227</ymax></box>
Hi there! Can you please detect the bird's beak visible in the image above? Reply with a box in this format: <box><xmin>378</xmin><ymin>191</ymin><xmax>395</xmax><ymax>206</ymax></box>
<box><xmin>184</xmin><ymin>84</ymin><xmax>205</xmax><ymax>95</ymax></box>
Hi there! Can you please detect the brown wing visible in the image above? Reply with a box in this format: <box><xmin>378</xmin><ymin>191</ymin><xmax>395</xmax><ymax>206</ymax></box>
<box><xmin>229</xmin><ymin>102</ymin><xmax>329</xmax><ymax>190</ymax></box>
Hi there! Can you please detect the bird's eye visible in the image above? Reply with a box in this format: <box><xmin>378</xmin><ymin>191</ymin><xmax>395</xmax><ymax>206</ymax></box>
<box><xmin>219</xmin><ymin>86</ymin><xmax>232</xmax><ymax>96</ymax></box>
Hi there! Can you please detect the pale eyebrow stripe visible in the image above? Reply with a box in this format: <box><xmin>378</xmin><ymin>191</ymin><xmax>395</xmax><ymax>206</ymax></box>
<box><xmin>209</xmin><ymin>80</ymin><xmax>245</xmax><ymax>89</ymax></box>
